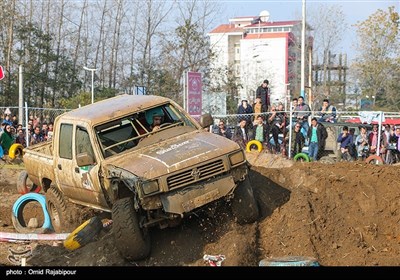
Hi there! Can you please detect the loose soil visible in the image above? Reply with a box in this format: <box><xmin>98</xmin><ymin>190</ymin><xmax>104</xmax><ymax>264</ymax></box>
<box><xmin>1</xmin><ymin>153</ymin><xmax>400</xmax><ymax>266</ymax></box>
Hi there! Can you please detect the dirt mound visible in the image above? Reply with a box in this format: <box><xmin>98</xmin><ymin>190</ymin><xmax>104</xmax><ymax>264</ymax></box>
<box><xmin>256</xmin><ymin>161</ymin><xmax>400</xmax><ymax>266</ymax></box>
<box><xmin>1</xmin><ymin>160</ymin><xmax>400</xmax><ymax>266</ymax></box>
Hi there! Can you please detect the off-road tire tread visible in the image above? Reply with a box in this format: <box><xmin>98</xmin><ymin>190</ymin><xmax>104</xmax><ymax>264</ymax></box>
<box><xmin>231</xmin><ymin>177</ymin><xmax>260</xmax><ymax>224</ymax></box>
<box><xmin>112</xmin><ymin>197</ymin><xmax>151</xmax><ymax>261</ymax></box>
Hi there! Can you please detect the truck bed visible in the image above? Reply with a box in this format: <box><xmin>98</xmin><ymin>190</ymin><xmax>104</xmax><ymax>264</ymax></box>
<box><xmin>23</xmin><ymin>141</ymin><xmax>55</xmax><ymax>186</ymax></box>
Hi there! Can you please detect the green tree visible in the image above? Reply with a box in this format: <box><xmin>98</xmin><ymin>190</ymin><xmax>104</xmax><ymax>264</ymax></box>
<box><xmin>353</xmin><ymin>6</ymin><xmax>400</xmax><ymax>110</ymax></box>
<box><xmin>157</xmin><ymin>1</ymin><xmax>218</xmax><ymax>106</ymax></box>
<box><xmin>59</xmin><ymin>88</ymin><xmax>117</xmax><ymax>109</ymax></box>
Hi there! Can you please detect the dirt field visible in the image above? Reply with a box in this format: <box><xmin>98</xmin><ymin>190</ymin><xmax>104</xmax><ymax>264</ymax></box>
<box><xmin>1</xmin><ymin>153</ymin><xmax>400</xmax><ymax>266</ymax></box>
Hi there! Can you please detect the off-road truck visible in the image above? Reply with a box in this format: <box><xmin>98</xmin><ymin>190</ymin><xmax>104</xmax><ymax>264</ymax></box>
<box><xmin>22</xmin><ymin>94</ymin><xmax>259</xmax><ymax>260</ymax></box>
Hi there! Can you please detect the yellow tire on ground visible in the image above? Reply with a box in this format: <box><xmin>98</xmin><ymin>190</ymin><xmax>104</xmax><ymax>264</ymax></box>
<box><xmin>9</xmin><ymin>144</ymin><xmax>24</xmax><ymax>160</ymax></box>
<box><xmin>246</xmin><ymin>140</ymin><xmax>263</xmax><ymax>152</ymax></box>
<box><xmin>63</xmin><ymin>216</ymin><xmax>103</xmax><ymax>251</ymax></box>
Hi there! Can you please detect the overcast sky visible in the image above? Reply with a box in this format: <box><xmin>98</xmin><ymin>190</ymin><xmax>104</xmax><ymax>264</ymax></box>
<box><xmin>214</xmin><ymin>0</ymin><xmax>399</xmax><ymax>61</ymax></box>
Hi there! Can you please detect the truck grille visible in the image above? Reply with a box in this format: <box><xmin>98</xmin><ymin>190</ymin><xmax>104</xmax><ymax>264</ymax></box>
<box><xmin>167</xmin><ymin>159</ymin><xmax>225</xmax><ymax>189</ymax></box>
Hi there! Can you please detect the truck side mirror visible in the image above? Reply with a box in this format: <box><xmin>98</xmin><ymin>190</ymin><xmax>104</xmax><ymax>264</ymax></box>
<box><xmin>76</xmin><ymin>152</ymin><xmax>95</xmax><ymax>167</ymax></box>
<box><xmin>199</xmin><ymin>113</ymin><xmax>213</xmax><ymax>128</ymax></box>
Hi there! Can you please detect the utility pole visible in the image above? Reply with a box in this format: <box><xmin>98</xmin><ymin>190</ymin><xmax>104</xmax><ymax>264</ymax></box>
<box><xmin>18</xmin><ymin>65</ymin><xmax>23</xmax><ymax>125</ymax></box>
<box><xmin>300</xmin><ymin>0</ymin><xmax>306</xmax><ymax>98</ymax></box>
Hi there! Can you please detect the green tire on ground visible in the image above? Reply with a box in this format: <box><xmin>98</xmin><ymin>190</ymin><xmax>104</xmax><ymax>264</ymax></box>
<box><xmin>293</xmin><ymin>153</ymin><xmax>310</xmax><ymax>162</ymax></box>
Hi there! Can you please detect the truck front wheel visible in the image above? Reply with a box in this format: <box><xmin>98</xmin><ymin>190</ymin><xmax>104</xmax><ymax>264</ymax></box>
<box><xmin>231</xmin><ymin>177</ymin><xmax>259</xmax><ymax>224</ymax></box>
<box><xmin>112</xmin><ymin>197</ymin><xmax>151</xmax><ymax>261</ymax></box>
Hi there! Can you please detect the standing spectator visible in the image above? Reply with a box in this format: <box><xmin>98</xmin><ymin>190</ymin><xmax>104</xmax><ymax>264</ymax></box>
<box><xmin>15</xmin><ymin>129</ymin><xmax>27</xmax><ymax>147</ymax></box>
<box><xmin>47</xmin><ymin>122</ymin><xmax>54</xmax><ymax>141</ymax></box>
<box><xmin>381</xmin><ymin>124</ymin><xmax>392</xmax><ymax>160</ymax></box>
<box><xmin>286</xmin><ymin>122</ymin><xmax>305</xmax><ymax>158</ymax></box>
<box><xmin>356</xmin><ymin>126</ymin><xmax>369</xmax><ymax>159</ymax></box>
<box><xmin>337</xmin><ymin>126</ymin><xmax>355</xmax><ymax>161</ymax></box>
<box><xmin>307</xmin><ymin>117</ymin><xmax>327</xmax><ymax>161</ymax></box>
<box><xmin>30</xmin><ymin>126</ymin><xmax>45</xmax><ymax>145</ymax></box>
<box><xmin>252</xmin><ymin>96</ymin><xmax>267</xmax><ymax>122</ymax></box>
<box><xmin>368</xmin><ymin>124</ymin><xmax>381</xmax><ymax>154</ymax></box>
<box><xmin>232</xmin><ymin>119</ymin><xmax>249</xmax><ymax>149</ymax></box>
<box><xmin>251</xmin><ymin>116</ymin><xmax>269</xmax><ymax>150</ymax></box>
<box><xmin>41</xmin><ymin>122</ymin><xmax>49</xmax><ymax>141</ymax></box>
<box><xmin>317</xmin><ymin>99</ymin><xmax>337</xmax><ymax>123</ymax></box>
<box><xmin>268</xmin><ymin>104</ymin><xmax>287</xmax><ymax>153</ymax></box>
<box><xmin>389</xmin><ymin>126</ymin><xmax>400</xmax><ymax>153</ymax></box>
<box><xmin>12</xmin><ymin>115</ymin><xmax>18</xmax><ymax>128</ymax></box>
<box><xmin>3</xmin><ymin>115</ymin><xmax>13</xmax><ymax>126</ymax></box>
<box><xmin>237</xmin><ymin>100</ymin><xmax>253</xmax><ymax>130</ymax></box>
<box><xmin>213</xmin><ymin>120</ymin><xmax>232</xmax><ymax>139</ymax></box>
<box><xmin>293</xmin><ymin>96</ymin><xmax>311</xmax><ymax>138</ymax></box>
<box><xmin>256</xmin><ymin>79</ymin><xmax>271</xmax><ymax>112</ymax></box>
<box><xmin>0</xmin><ymin>124</ymin><xmax>15</xmax><ymax>159</ymax></box>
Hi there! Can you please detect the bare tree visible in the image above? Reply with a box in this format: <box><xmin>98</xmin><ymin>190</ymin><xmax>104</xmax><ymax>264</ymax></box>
<box><xmin>0</xmin><ymin>0</ymin><xmax>17</xmax><ymax>105</ymax></box>
<box><xmin>308</xmin><ymin>4</ymin><xmax>348</xmax><ymax>104</ymax></box>
<box><xmin>158</xmin><ymin>0</ymin><xmax>219</xmax><ymax>102</ymax></box>
<box><xmin>137</xmin><ymin>0</ymin><xmax>173</xmax><ymax>93</ymax></box>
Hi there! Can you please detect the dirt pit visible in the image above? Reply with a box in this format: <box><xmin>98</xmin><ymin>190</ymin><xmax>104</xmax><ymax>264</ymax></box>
<box><xmin>1</xmin><ymin>154</ymin><xmax>400</xmax><ymax>266</ymax></box>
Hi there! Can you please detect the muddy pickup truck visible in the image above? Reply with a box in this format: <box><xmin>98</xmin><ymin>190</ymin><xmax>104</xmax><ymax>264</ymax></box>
<box><xmin>23</xmin><ymin>94</ymin><xmax>259</xmax><ymax>261</ymax></box>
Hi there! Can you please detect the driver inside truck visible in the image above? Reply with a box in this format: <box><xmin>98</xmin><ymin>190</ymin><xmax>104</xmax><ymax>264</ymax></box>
<box><xmin>145</xmin><ymin>107</ymin><xmax>165</xmax><ymax>132</ymax></box>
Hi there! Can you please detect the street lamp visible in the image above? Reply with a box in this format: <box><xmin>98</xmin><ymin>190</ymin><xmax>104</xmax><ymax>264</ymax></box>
<box><xmin>83</xmin><ymin>66</ymin><xmax>97</xmax><ymax>104</ymax></box>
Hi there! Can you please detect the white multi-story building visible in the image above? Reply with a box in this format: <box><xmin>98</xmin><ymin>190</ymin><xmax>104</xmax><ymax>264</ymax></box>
<box><xmin>208</xmin><ymin>12</ymin><xmax>302</xmax><ymax>107</ymax></box>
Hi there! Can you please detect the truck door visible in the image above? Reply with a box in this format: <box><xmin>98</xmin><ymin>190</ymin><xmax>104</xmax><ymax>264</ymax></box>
<box><xmin>54</xmin><ymin>123</ymin><xmax>109</xmax><ymax>210</ymax></box>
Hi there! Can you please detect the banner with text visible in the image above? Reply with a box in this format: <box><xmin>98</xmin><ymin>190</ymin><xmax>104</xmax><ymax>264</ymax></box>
<box><xmin>187</xmin><ymin>71</ymin><xmax>202</xmax><ymax>115</ymax></box>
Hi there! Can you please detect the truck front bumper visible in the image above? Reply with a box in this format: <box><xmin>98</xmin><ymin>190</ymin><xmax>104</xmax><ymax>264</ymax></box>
<box><xmin>159</xmin><ymin>175</ymin><xmax>236</xmax><ymax>215</ymax></box>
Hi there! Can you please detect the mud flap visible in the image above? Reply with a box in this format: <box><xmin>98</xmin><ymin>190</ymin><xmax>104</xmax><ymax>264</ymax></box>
<box><xmin>160</xmin><ymin>175</ymin><xmax>236</xmax><ymax>214</ymax></box>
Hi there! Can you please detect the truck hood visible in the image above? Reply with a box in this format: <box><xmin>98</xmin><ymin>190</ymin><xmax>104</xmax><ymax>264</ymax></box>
<box><xmin>103</xmin><ymin>131</ymin><xmax>240</xmax><ymax>179</ymax></box>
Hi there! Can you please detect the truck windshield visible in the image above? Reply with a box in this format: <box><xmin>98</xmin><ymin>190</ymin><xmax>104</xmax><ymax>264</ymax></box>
<box><xmin>94</xmin><ymin>103</ymin><xmax>197</xmax><ymax>158</ymax></box>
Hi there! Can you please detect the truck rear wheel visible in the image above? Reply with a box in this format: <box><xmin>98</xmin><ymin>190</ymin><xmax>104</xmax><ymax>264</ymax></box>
<box><xmin>112</xmin><ymin>197</ymin><xmax>151</xmax><ymax>261</ymax></box>
<box><xmin>231</xmin><ymin>177</ymin><xmax>259</xmax><ymax>224</ymax></box>
<box><xmin>46</xmin><ymin>187</ymin><xmax>73</xmax><ymax>233</ymax></box>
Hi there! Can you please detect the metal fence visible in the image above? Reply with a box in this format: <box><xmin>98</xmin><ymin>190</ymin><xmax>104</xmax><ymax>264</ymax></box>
<box><xmin>1</xmin><ymin>105</ymin><xmax>399</xmax><ymax>164</ymax></box>
<box><xmin>211</xmin><ymin>110</ymin><xmax>400</xmax><ymax>163</ymax></box>
<box><xmin>0</xmin><ymin>106</ymin><xmax>70</xmax><ymax>126</ymax></box>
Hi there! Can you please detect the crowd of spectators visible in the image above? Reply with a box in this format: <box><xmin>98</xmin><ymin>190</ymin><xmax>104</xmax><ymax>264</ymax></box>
<box><xmin>0</xmin><ymin>113</ymin><xmax>53</xmax><ymax>161</ymax></box>
<box><xmin>211</xmin><ymin>94</ymin><xmax>400</xmax><ymax>163</ymax></box>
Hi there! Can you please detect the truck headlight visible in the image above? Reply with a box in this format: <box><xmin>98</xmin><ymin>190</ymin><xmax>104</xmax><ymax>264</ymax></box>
<box><xmin>142</xmin><ymin>180</ymin><xmax>159</xmax><ymax>195</ymax></box>
<box><xmin>229</xmin><ymin>150</ymin><xmax>245</xmax><ymax>166</ymax></box>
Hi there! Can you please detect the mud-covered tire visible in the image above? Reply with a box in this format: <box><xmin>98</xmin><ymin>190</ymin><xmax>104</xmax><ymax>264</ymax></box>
<box><xmin>112</xmin><ymin>197</ymin><xmax>151</xmax><ymax>261</ymax></box>
<box><xmin>365</xmin><ymin>155</ymin><xmax>384</xmax><ymax>165</ymax></box>
<box><xmin>231</xmin><ymin>177</ymin><xmax>259</xmax><ymax>224</ymax></box>
<box><xmin>17</xmin><ymin>171</ymin><xmax>41</xmax><ymax>195</ymax></box>
<box><xmin>63</xmin><ymin>216</ymin><xmax>103</xmax><ymax>251</ymax></box>
<box><xmin>46</xmin><ymin>187</ymin><xmax>73</xmax><ymax>233</ymax></box>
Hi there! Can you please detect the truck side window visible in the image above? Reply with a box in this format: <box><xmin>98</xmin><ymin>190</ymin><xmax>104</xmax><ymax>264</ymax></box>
<box><xmin>76</xmin><ymin>127</ymin><xmax>95</xmax><ymax>162</ymax></box>
<box><xmin>59</xmin><ymin>123</ymin><xmax>73</xmax><ymax>159</ymax></box>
